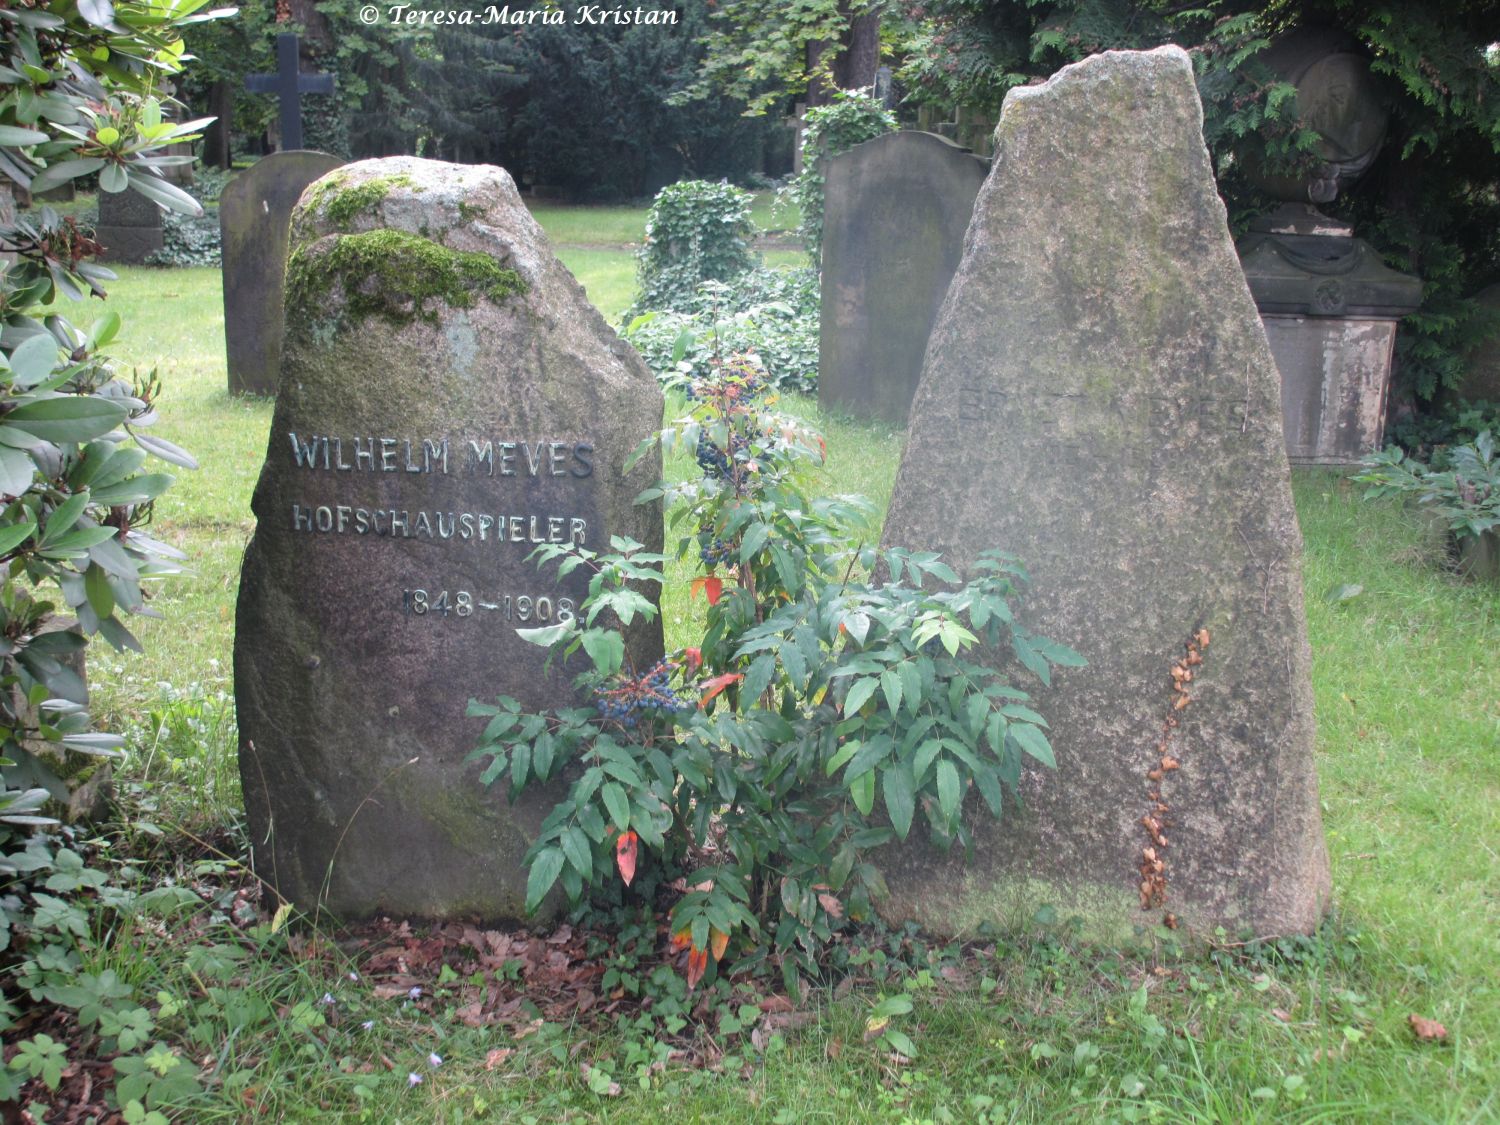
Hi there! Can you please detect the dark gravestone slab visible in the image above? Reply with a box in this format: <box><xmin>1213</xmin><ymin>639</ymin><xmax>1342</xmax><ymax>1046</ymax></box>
<box><xmin>220</xmin><ymin>150</ymin><xmax>346</xmax><ymax>396</ymax></box>
<box><xmin>880</xmin><ymin>47</ymin><xmax>1330</xmax><ymax>939</ymax></box>
<box><xmin>819</xmin><ymin>131</ymin><xmax>987</xmax><ymax>426</ymax></box>
<box><xmin>95</xmin><ymin>189</ymin><xmax>162</xmax><ymax>264</ymax></box>
<box><xmin>1452</xmin><ymin>283</ymin><xmax>1500</xmax><ymax>404</ymax></box>
<box><xmin>235</xmin><ymin>157</ymin><xmax>664</xmax><ymax>922</ymax></box>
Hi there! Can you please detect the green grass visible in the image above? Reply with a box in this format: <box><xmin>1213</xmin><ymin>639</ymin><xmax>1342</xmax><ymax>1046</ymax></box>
<box><xmin>26</xmin><ymin>251</ymin><xmax>1500</xmax><ymax>1122</ymax></box>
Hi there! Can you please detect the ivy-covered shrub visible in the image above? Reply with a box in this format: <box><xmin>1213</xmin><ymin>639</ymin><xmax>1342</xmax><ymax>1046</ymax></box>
<box><xmin>784</xmin><ymin>88</ymin><xmax>896</xmax><ymax>268</ymax></box>
<box><xmin>470</xmin><ymin>350</ymin><xmax>1082</xmax><ymax>993</ymax></box>
<box><xmin>625</xmin><ymin>268</ymin><xmax>821</xmax><ymax>393</ymax></box>
<box><xmin>144</xmin><ymin>211</ymin><xmax>221</xmax><ymax>268</ymax></box>
<box><xmin>631</xmin><ymin>180</ymin><xmax>758</xmax><ymax>316</ymax></box>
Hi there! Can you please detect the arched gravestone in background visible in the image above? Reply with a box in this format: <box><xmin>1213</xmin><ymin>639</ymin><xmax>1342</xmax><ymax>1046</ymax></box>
<box><xmin>880</xmin><ymin>47</ymin><xmax>1330</xmax><ymax>940</ymax></box>
<box><xmin>220</xmin><ymin>150</ymin><xmax>346</xmax><ymax>396</ymax></box>
<box><xmin>234</xmin><ymin>158</ymin><xmax>664</xmax><ymax>922</ymax></box>
<box><xmin>818</xmin><ymin>131</ymin><xmax>988</xmax><ymax>426</ymax></box>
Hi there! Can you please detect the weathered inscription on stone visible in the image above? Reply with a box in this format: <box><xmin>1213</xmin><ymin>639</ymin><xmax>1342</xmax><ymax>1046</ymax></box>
<box><xmin>234</xmin><ymin>157</ymin><xmax>664</xmax><ymax>925</ymax></box>
<box><xmin>282</xmin><ymin>431</ymin><xmax>594</xmax><ymax>545</ymax></box>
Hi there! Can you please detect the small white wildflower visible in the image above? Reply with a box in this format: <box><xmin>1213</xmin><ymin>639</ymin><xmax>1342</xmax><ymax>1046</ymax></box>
<box><xmin>407</xmin><ymin>986</ymin><xmax>423</xmax><ymax>1001</ymax></box>
<box><xmin>320</xmin><ymin>992</ymin><xmax>335</xmax><ymax>1006</ymax></box>
<box><xmin>407</xmin><ymin>1072</ymin><xmax>423</xmax><ymax>1087</ymax></box>
<box><xmin>361</xmin><ymin>1020</ymin><xmax>374</xmax><ymax>1030</ymax></box>
<box><xmin>348</xmin><ymin>971</ymin><xmax>360</xmax><ymax>982</ymax></box>
<box><xmin>428</xmin><ymin>1052</ymin><xmax>443</xmax><ymax>1068</ymax></box>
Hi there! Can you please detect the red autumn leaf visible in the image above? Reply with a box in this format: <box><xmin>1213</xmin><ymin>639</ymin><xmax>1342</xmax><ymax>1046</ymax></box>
<box><xmin>699</xmin><ymin>672</ymin><xmax>744</xmax><ymax>708</ymax></box>
<box><xmin>683</xmin><ymin>646</ymin><xmax>702</xmax><ymax>674</ymax></box>
<box><xmin>669</xmin><ymin>927</ymin><xmax>693</xmax><ymax>953</ymax></box>
<box><xmin>686</xmin><ymin>946</ymin><xmax>709</xmax><ymax>989</ymax></box>
<box><xmin>709</xmin><ymin>927</ymin><xmax>729</xmax><ymax>962</ymax></box>
<box><xmin>615</xmin><ymin>830</ymin><xmax>638</xmax><ymax>886</ymax></box>
<box><xmin>690</xmin><ymin>576</ymin><xmax>724</xmax><ymax>606</ymax></box>
<box><xmin>1408</xmin><ymin>1014</ymin><xmax>1448</xmax><ymax>1042</ymax></box>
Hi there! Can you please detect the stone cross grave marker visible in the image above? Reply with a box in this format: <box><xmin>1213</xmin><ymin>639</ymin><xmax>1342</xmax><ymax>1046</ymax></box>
<box><xmin>246</xmin><ymin>33</ymin><xmax>333</xmax><ymax>153</ymax></box>
<box><xmin>234</xmin><ymin>157</ymin><xmax>664</xmax><ymax>922</ymax></box>
<box><xmin>818</xmin><ymin>131</ymin><xmax>987</xmax><ymax>426</ymax></box>
<box><xmin>879</xmin><ymin>47</ymin><xmax>1330</xmax><ymax>939</ymax></box>
<box><xmin>220</xmin><ymin>150</ymin><xmax>346</xmax><ymax>396</ymax></box>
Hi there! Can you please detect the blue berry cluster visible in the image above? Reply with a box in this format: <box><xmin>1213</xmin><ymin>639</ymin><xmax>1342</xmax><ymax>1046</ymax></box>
<box><xmin>695</xmin><ymin>431</ymin><xmax>750</xmax><ymax>481</ymax></box>
<box><xmin>699</xmin><ymin>534</ymin><xmax>734</xmax><ymax>566</ymax></box>
<box><xmin>593</xmin><ymin>658</ymin><xmax>694</xmax><ymax>728</ymax></box>
<box><xmin>695</xmin><ymin>430</ymin><xmax>730</xmax><ymax>477</ymax></box>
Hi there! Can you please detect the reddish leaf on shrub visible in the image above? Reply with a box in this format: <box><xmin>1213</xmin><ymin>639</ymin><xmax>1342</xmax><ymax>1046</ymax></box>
<box><xmin>690</xmin><ymin>576</ymin><xmax>724</xmax><ymax>605</ymax></box>
<box><xmin>615</xmin><ymin>830</ymin><xmax>638</xmax><ymax>886</ymax></box>
<box><xmin>699</xmin><ymin>672</ymin><xmax>743</xmax><ymax>708</ymax></box>
<box><xmin>686</xmin><ymin>946</ymin><xmax>709</xmax><ymax>989</ymax></box>
<box><xmin>669</xmin><ymin>927</ymin><xmax>692</xmax><ymax>953</ymax></box>
<box><xmin>709</xmin><ymin>927</ymin><xmax>729</xmax><ymax>962</ymax></box>
<box><xmin>684</xmin><ymin>646</ymin><xmax>702</xmax><ymax>673</ymax></box>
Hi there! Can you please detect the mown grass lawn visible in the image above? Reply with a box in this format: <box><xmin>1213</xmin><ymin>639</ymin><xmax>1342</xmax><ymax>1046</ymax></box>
<box><xmin>14</xmin><ymin>198</ymin><xmax>1498</xmax><ymax>1122</ymax></box>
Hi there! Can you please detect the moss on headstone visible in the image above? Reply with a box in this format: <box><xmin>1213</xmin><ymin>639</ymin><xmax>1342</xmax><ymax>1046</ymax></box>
<box><xmin>285</xmin><ymin>228</ymin><xmax>526</xmax><ymax>330</ymax></box>
<box><xmin>301</xmin><ymin>171</ymin><xmax>422</xmax><ymax>227</ymax></box>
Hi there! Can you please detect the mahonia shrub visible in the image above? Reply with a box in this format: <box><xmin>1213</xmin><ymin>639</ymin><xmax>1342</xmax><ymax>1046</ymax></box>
<box><xmin>630</xmin><ymin>179</ymin><xmax>758</xmax><ymax>316</ymax></box>
<box><xmin>470</xmin><ymin>350</ymin><xmax>1082</xmax><ymax>994</ymax></box>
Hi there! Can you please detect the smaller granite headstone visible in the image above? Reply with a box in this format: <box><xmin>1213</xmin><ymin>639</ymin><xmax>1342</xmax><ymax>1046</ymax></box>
<box><xmin>220</xmin><ymin>150</ymin><xmax>346</xmax><ymax>396</ymax></box>
<box><xmin>95</xmin><ymin>189</ymin><xmax>162</xmax><ymax>264</ymax></box>
<box><xmin>818</xmin><ymin>131</ymin><xmax>987</xmax><ymax>426</ymax></box>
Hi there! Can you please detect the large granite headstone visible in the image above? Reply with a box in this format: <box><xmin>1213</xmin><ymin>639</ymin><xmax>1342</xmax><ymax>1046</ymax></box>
<box><xmin>220</xmin><ymin>150</ymin><xmax>346</xmax><ymax>396</ymax></box>
<box><xmin>95</xmin><ymin>189</ymin><xmax>162</xmax><ymax>263</ymax></box>
<box><xmin>235</xmin><ymin>157</ymin><xmax>664</xmax><ymax>922</ymax></box>
<box><xmin>819</xmin><ymin>131</ymin><xmax>988</xmax><ymax>426</ymax></box>
<box><xmin>880</xmin><ymin>47</ymin><xmax>1330</xmax><ymax>938</ymax></box>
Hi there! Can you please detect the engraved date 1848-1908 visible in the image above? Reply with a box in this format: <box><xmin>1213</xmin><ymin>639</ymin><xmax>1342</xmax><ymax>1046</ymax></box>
<box><xmin>401</xmin><ymin>588</ymin><xmax>575</xmax><ymax>622</ymax></box>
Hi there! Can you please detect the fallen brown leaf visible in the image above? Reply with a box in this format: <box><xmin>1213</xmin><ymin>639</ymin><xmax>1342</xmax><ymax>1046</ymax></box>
<box><xmin>1408</xmin><ymin>1014</ymin><xmax>1448</xmax><ymax>1042</ymax></box>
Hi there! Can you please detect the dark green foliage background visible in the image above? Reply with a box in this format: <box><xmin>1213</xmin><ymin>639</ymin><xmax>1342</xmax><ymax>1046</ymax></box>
<box><xmin>893</xmin><ymin>0</ymin><xmax>1500</xmax><ymax>404</ymax></box>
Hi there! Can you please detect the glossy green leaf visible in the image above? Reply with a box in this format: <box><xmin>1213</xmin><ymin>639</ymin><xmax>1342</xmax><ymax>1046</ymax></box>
<box><xmin>8</xmin><ymin>396</ymin><xmax>126</xmax><ymax>443</ymax></box>
<box><xmin>580</xmin><ymin>628</ymin><xmax>623</xmax><ymax>676</ymax></box>
<box><xmin>849</xmin><ymin>768</ymin><xmax>875</xmax><ymax>816</ymax></box>
<box><xmin>0</xmin><ymin>445</ymin><xmax>33</xmax><ymax>497</ymax></box>
<box><xmin>882</xmin><ymin>762</ymin><xmax>915</xmax><ymax>839</ymax></box>
<box><xmin>843</xmin><ymin>675</ymin><xmax>878</xmax><ymax>715</ymax></box>
<box><xmin>560</xmin><ymin>825</ymin><xmax>592</xmax><ymax>880</ymax></box>
<box><xmin>600</xmin><ymin>782</ymin><xmax>631</xmax><ymax>833</ymax></box>
<box><xmin>8</xmin><ymin>332</ymin><xmax>60</xmax><ymax>387</ymax></box>
<box><xmin>1011</xmin><ymin>723</ymin><xmax>1056</xmax><ymax>768</ymax></box>
<box><xmin>936</xmin><ymin>759</ymin><xmax>961</xmax><ymax>824</ymax></box>
<box><xmin>524</xmin><ymin>847</ymin><xmax>565</xmax><ymax>913</ymax></box>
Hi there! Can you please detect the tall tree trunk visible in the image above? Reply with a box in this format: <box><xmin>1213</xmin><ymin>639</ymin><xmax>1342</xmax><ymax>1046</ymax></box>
<box><xmin>202</xmin><ymin>80</ymin><xmax>234</xmax><ymax>169</ymax></box>
<box><xmin>805</xmin><ymin>0</ymin><xmax>883</xmax><ymax>107</ymax></box>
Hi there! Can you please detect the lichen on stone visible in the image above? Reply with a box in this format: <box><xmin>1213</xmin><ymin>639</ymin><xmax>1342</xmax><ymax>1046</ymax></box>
<box><xmin>285</xmin><ymin>228</ymin><xmax>527</xmax><ymax>329</ymax></box>
<box><xmin>304</xmin><ymin>173</ymin><xmax>420</xmax><ymax>228</ymax></box>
